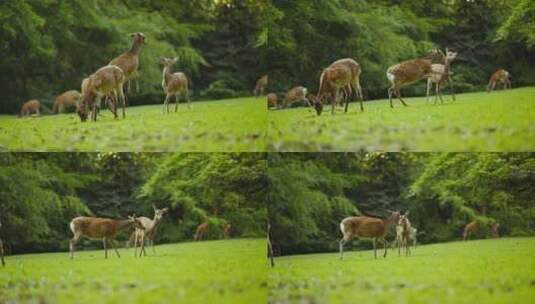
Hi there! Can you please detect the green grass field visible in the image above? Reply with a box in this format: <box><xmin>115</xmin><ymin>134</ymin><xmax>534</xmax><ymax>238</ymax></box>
<box><xmin>0</xmin><ymin>239</ymin><xmax>266</xmax><ymax>304</ymax></box>
<box><xmin>0</xmin><ymin>97</ymin><xmax>266</xmax><ymax>152</ymax></box>
<box><xmin>267</xmin><ymin>87</ymin><xmax>535</xmax><ymax>151</ymax></box>
<box><xmin>269</xmin><ymin>237</ymin><xmax>535</xmax><ymax>304</ymax></box>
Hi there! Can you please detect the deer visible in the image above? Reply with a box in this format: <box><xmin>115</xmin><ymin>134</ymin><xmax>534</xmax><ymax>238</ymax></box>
<box><xmin>69</xmin><ymin>215</ymin><xmax>143</xmax><ymax>259</ymax></box>
<box><xmin>81</xmin><ymin>78</ymin><xmax>118</xmax><ymax>119</ymax></box>
<box><xmin>426</xmin><ymin>49</ymin><xmax>458</xmax><ymax>104</ymax></box>
<box><xmin>77</xmin><ymin>65</ymin><xmax>126</xmax><ymax>122</ymax></box>
<box><xmin>330</xmin><ymin>58</ymin><xmax>364</xmax><ymax>111</ymax></box>
<box><xmin>398</xmin><ymin>213</ymin><xmax>412</xmax><ymax>256</ymax></box>
<box><xmin>19</xmin><ymin>99</ymin><xmax>41</xmax><ymax>117</ymax></box>
<box><xmin>193</xmin><ymin>219</ymin><xmax>230</xmax><ymax>241</ymax></box>
<box><xmin>160</xmin><ymin>57</ymin><xmax>190</xmax><ymax>113</ymax></box>
<box><xmin>267</xmin><ymin>93</ymin><xmax>278</xmax><ymax>108</ymax></box>
<box><xmin>109</xmin><ymin>32</ymin><xmax>146</xmax><ymax>96</ymax></box>
<box><xmin>488</xmin><ymin>69</ymin><xmax>512</xmax><ymax>92</ymax></box>
<box><xmin>386</xmin><ymin>49</ymin><xmax>445</xmax><ymax>108</ymax></box>
<box><xmin>53</xmin><ymin>90</ymin><xmax>81</xmax><ymax>113</ymax></box>
<box><xmin>339</xmin><ymin>210</ymin><xmax>401</xmax><ymax>260</ymax></box>
<box><xmin>463</xmin><ymin>220</ymin><xmax>500</xmax><ymax>241</ymax></box>
<box><xmin>128</xmin><ymin>205</ymin><xmax>169</xmax><ymax>256</ymax></box>
<box><xmin>254</xmin><ymin>75</ymin><xmax>268</xmax><ymax>97</ymax></box>
<box><xmin>0</xmin><ymin>220</ymin><xmax>5</xmax><ymax>267</ymax></box>
<box><xmin>283</xmin><ymin>86</ymin><xmax>309</xmax><ymax>108</ymax></box>
<box><xmin>314</xmin><ymin>65</ymin><xmax>353</xmax><ymax>116</ymax></box>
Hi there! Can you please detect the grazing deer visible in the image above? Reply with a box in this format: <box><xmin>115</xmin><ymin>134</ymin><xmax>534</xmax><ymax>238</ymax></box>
<box><xmin>267</xmin><ymin>222</ymin><xmax>274</xmax><ymax>267</ymax></box>
<box><xmin>339</xmin><ymin>210</ymin><xmax>401</xmax><ymax>260</ymax></box>
<box><xmin>315</xmin><ymin>65</ymin><xmax>353</xmax><ymax>115</ymax></box>
<box><xmin>463</xmin><ymin>220</ymin><xmax>500</xmax><ymax>241</ymax></box>
<box><xmin>193</xmin><ymin>219</ymin><xmax>230</xmax><ymax>241</ymax></box>
<box><xmin>77</xmin><ymin>65</ymin><xmax>126</xmax><ymax>122</ymax></box>
<box><xmin>387</xmin><ymin>49</ymin><xmax>445</xmax><ymax>108</ymax></box>
<box><xmin>0</xmin><ymin>220</ymin><xmax>5</xmax><ymax>266</ymax></box>
<box><xmin>53</xmin><ymin>90</ymin><xmax>81</xmax><ymax>113</ymax></box>
<box><xmin>129</xmin><ymin>204</ymin><xmax>169</xmax><ymax>256</ymax></box>
<box><xmin>160</xmin><ymin>57</ymin><xmax>190</xmax><ymax>113</ymax></box>
<box><xmin>426</xmin><ymin>49</ymin><xmax>458</xmax><ymax>104</ymax></box>
<box><xmin>69</xmin><ymin>215</ymin><xmax>142</xmax><ymax>259</ymax></box>
<box><xmin>330</xmin><ymin>58</ymin><xmax>364</xmax><ymax>112</ymax></box>
<box><xmin>81</xmin><ymin>78</ymin><xmax>117</xmax><ymax>118</ymax></box>
<box><xmin>254</xmin><ymin>75</ymin><xmax>268</xmax><ymax>97</ymax></box>
<box><xmin>267</xmin><ymin>93</ymin><xmax>278</xmax><ymax>108</ymax></box>
<box><xmin>283</xmin><ymin>86</ymin><xmax>309</xmax><ymax>108</ymax></box>
<box><xmin>398</xmin><ymin>213</ymin><xmax>412</xmax><ymax>256</ymax></box>
<box><xmin>109</xmin><ymin>32</ymin><xmax>146</xmax><ymax>95</ymax></box>
<box><xmin>19</xmin><ymin>99</ymin><xmax>41</xmax><ymax>117</ymax></box>
<box><xmin>488</xmin><ymin>69</ymin><xmax>512</xmax><ymax>92</ymax></box>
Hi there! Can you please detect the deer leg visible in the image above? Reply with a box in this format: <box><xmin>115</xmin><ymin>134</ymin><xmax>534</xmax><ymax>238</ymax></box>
<box><xmin>134</xmin><ymin>231</ymin><xmax>138</xmax><ymax>257</ymax></box>
<box><xmin>0</xmin><ymin>238</ymin><xmax>4</xmax><ymax>266</ymax></box>
<box><xmin>175</xmin><ymin>94</ymin><xmax>179</xmax><ymax>112</ymax></box>
<box><xmin>426</xmin><ymin>79</ymin><xmax>432</xmax><ymax>103</ymax></box>
<box><xmin>69</xmin><ymin>233</ymin><xmax>81</xmax><ymax>259</ymax></box>
<box><xmin>331</xmin><ymin>92</ymin><xmax>337</xmax><ymax>115</ymax></box>
<box><xmin>434</xmin><ymin>83</ymin><xmax>440</xmax><ymax>105</ymax></box>
<box><xmin>448</xmin><ymin>78</ymin><xmax>456</xmax><ymax>101</ymax></box>
<box><xmin>118</xmin><ymin>84</ymin><xmax>126</xmax><ymax>119</ymax></box>
<box><xmin>109</xmin><ymin>239</ymin><xmax>120</xmax><ymax>258</ymax></box>
<box><xmin>388</xmin><ymin>87</ymin><xmax>395</xmax><ymax>108</ymax></box>
<box><xmin>103</xmin><ymin>238</ymin><xmax>108</xmax><ymax>259</ymax></box>
<box><xmin>382</xmin><ymin>238</ymin><xmax>388</xmax><ymax>258</ymax></box>
<box><xmin>396</xmin><ymin>88</ymin><xmax>408</xmax><ymax>107</ymax></box>
<box><xmin>356</xmin><ymin>82</ymin><xmax>364</xmax><ymax>112</ymax></box>
<box><xmin>373</xmin><ymin>238</ymin><xmax>377</xmax><ymax>259</ymax></box>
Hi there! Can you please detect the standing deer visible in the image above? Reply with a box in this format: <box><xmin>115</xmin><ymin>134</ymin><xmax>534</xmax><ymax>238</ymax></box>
<box><xmin>254</xmin><ymin>75</ymin><xmax>268</xmax><ymax>97</ymax></box>
<box><xmin>487</xmin><ymin>69</ymin><xmax>512</xmax><ymax>92</ymax></box>
<box><xmin>0</xmin><ymin>220</ymin><xmax>5</xmax><ymax>266</ymax></box>
<box><xmin>387</xmin><ymin>49</ymin><xmax>445</xmax><ymax>108</ymax></box>
<box><xmin>69</xmin><ymin>215</ymin><xmax>142</xmax><ymax>259</ymax></box>
<box><xmin>160</xmin><ymin>57</ymin><xmax>190</xmax><ymax>113</ymax></box>
<box><xmin>463</xmin><ymin>220</ymin><xmax>500</xmax><ymax>241</ymax></box>
<box><xmin>53</xmin><ymin>90</ymin><xmax>81</xmax><ymax>113</ymax></box>
<box><xmin>129</xmin><ymin>204</ymin><xmax>169</xmax><ymax>256</ymax></box>
<box><xmin>193</xmin><ymin>219</ymin><xmax>230</xmax><ymax>241</ymax></box>
<box><xmin>426</xmin><ymin>49</ymin><xmax>458</xmax><ymax>104</ymax></box>
<box><xmin>315</xmin><ymin>65</ymin><xmax>353</xmax><ymax>115</ymax></box>
<box><xmin>19</xmin><ymin>99</ymin><xmax>41</xmax><ymax>117</ymax></box>
<box><xmin>109</xmin><ymin>32</ymin><xmax>146</xmax><ymax>96</ymax></box>
<box><xmin>339</xmin><ymin>210</ymin><xmax>401</xmax><ymax>260</ymax></box>
<box><xmin>398</xmin><ymin>213</ymin><xmax>412</xmax><ymax>256</ymax></box>
<box><xmin>283</xmin><ymin>86</ymin><xmax>309</xmax><ymax>108</ymax></box>
<box><xmin>77</xmin><ymin>65</ymin><xmax>126</xmax><ymax>122</ymax></box>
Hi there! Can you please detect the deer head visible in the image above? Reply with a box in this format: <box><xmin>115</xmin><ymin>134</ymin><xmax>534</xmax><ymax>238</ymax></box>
<box><xmin>153</xmin><ymin>204</ymin><xmax>169</xmax><ymax>221</ymax></box>
<box><xmin>130</xmin><ymin>32</ymin><xmax>146</xmax><ymax>45</ymax></box>
<box><xmin>160</xmin><ymin>57</ymin><xmax>178</xmax><ymax>68</ymax></box>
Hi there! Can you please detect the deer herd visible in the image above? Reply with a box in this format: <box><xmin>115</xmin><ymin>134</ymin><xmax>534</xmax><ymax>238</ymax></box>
<box><xmin>262</xmin><ymin>48</ymin><xmax>513</xmax><ymax>115</ymax></box>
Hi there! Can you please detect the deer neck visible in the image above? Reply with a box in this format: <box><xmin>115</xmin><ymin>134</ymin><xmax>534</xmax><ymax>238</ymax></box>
<box><xmin>163</xmin><ymin>66</ymin><xmax>173</xmax><ymax>85</ymax></box>
<box><xmin>128</xmin><ymin>40</ymin><xmax>143</xmax><ymax>56</ymax></box>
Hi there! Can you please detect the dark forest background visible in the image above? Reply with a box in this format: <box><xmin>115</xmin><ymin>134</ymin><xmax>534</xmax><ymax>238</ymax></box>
<box><xmin>0</xmin><ymin>153</ymin><xmax>267</xmax><ymax>254</ymax></box>
<box><xmin>268</xmin><ymin>153</ymin><xmax>535</xmax><ymax>255</ymax></box>
<box><xmin>267</xmin><ymin>0</ymin><xmax>535</xmax><ymax>99</ymax></box>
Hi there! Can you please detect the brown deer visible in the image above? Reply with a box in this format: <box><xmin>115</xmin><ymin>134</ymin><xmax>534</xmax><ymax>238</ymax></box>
<box><xmin>426</xmin><ymin>49</ymin><xmax>458</xmax><ymax>104</ymax></box>
<box><xmin>53</xmin><ymin>90</ymin><xmax>81</xmax><ymax>113</ymax></box>
<box><xmin>387</xmin><ymin>49</ymin><xmax>445</xmax><ymax>108</ymax></box>
<box><xmin>77</xmin><ymin>65</ymin><xmax>126</xmax><ymax>122</ymax></box>
<box><xmin>330</xmin><ymin>58</ymin><xmax>364</xmax><ymax>112</ymax></box>
<box><xmin>128</xmin><ymin>204</ymin><xmax>169</xmax><ymax>256</ymax></box>
<box><xmin>69</xmin><ymin>215</ymin><xmax>142</xmax><ymax>259</ymax></box>
<box><xmin>81</xmin><ymin>78</ymin><xmax>118</xmax><ymax>118</ymax></box>
<box><xmin>160</xmin><ymin>57</ymin><xmax>190</xmax><ymax>113</ymax></box>
<box><xmin>193</xmin><ymin>220</ymin><xmax>230</xmax><ymax>241</ymax></box>
<box><xmin>0</xmin><ymin>220</ymin><xmax>5</xmax><ymax>266</ymax></box>
<box><xmin>488</xmin><ymin>69</ymin><xmax>512</xmax><ymax>92</ymax></box>
<box><xmin>463</xmin><ymin>220</ymin><xmax>500</xmax><ymax>241</ymax></box>
<box><xmin>398</xmin><ymin>213</ymin><xmax>412</xmax><ymax>256</ymax></box>
<box><xmin>267</xmin><ymin>93</ymin><xmax>278</xmax><ymax>108</ymax></box>
<box><xmin>339</xmin><ymin>210</ymin><xmax>401</xmax><ymax>260</ymax></box>
<box><xmin>254</xmin><ymin>75</ymin><xmax>268</xmax><ymax>97</ymax></box>
<box><xmin>283</xmin><ymin>86</ymin><xmax>309</xmax><ymax>108</ymax></box>
<box><xmin>109</xmin><ymin>32</ymin><xmax>146</xmax><ymax>95</ymax></box>
<box><xmin>315</xmin><ymin>65</ymin><xmax>353</xmax><ymax>115</ymax></box>
<box><xmin>19</xmin><ymin>99</ymin><xmax>41</xmax><ymax>117</ymax></box>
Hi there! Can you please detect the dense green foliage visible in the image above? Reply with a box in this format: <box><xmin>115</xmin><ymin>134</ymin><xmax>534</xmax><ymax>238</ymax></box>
<box><xmin>267</xmin><ymin>88</ymin><xmax>535</xmax><ymax>152</ymax></box>
<box><xmin>0</xmin><ymin>97</ymin><xmax>266</xmax><ymax>152</ymax></box>
<box><xmin>0</xmin><ymin>153</ymin><xmax>266</xmax><ymax>254</ymax></box>
<box><xmin>0</xmin><ymin>239</ymin><xmax>266</xmax><ymax>303</ymax></box>
<box><xmin>267</xmin><ymin>0</ymin><xmax>535</xmax><ymax>98</ymax></box>
<box><xmin>269</xmin><ymin>238</ymin><xmax>535</xmax><ymax>304</ymax></box>
<box><xmin>0</xmin><ymin>0</ymin><xmax>270</xmax><ymax>113</ymax></box>
<box><xmin>268</xmin><ymin>153</ymin><xmax>535</xmax><ymax>255</ymax></box>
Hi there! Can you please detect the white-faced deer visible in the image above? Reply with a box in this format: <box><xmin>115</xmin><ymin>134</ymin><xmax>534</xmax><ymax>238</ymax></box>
<box><xmin>462</xmin><ymin>220</ymin><xmax>500</xmax><ymax>241</ymax></box>
<box><xmin>69</xmin><ymin>215</ymin><xmax>142</xmax><ymax>259</ymax></box>
<box><xmin>426</xmin><ymin>49</ymin><xmax>458</xmax><ymax>104</ymax></box>
<box><xmin>109</xmin><ymin>32</ymin><xmax>146</xmax><ymax>95</ymax></box>
<box><xmin>488</xmin><ymin>69</ymin><xmax>512</xmax><ymax>92</ymax></box>
<box><xmin>53</xmin><ymin>90</ymin><xmax>81</xmax><ymax>113</ymax></box>
<box><xmin>339</xmin><ymin>210</ymin><xmax>401</xmax><ymax>260</ymax></box>
<box><xmin>19</xmin><ymin>99</ymin><xmax>41</xmax><ymax>117</ymax></box>
<box><xmin>254</xmin><ymin>75</ymin><xmax>268</xmax><ymax>97</ymax></box>
<box><xmin>387</xmin><ymin>49</ymin><xmax>445</xmax><ymax>108</ymax></box>
<box><xmin>398</xmin><ymin>213</ymin><xmax>412</xmax><ymax>256</ymax></box>
<box><xmin>160</xmin><ymin>57</ymin><xmax>190</xmax><ymax>113</ymax></box>
<box><xmin>283</xmin><ymin>86</ymin><xmax>309</xmax><ymax>108</ymax></box>
<box><xmin>77</xmin><ymin>65</ymin><xmax>126</xmax><ymax>122</ymax></box>
<box><xmin>0</xmin><ymin>220</ymin><xmax>5</xmax><ymax>266</ymax></box>
<box><xmin>267</xmin><ymin>93</ymin><xmax>278</xmax><ymax>108</ymax></box>
<box><xmin>315</xmin><ymin>65</ymin><xmax>353</xmax><ymax>115</ymax></box>
<box><xmin>128</xmin><ymin>204</ymin><xmax>169</xmax><ymax>257</ymax></box>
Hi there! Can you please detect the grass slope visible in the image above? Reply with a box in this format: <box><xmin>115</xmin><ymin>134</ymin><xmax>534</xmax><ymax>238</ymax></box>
<box><xmin>0</xmin><ymin>97</ymin><xmax>266</xmax><ymax>152</ymax></box>
<box><xmin>269</xmin><ymin>237</ymin><xmax>535</xmax><ymax>304</ymax></box>
<box><xmin>267</xmin><ymin>87</ymin><xmax>535</xmax><ymax>151</ymax></box>
<box><xmin>0</xmin><ymin>239</ymin><xmax>266</xmax><ymax>304</ymax></box>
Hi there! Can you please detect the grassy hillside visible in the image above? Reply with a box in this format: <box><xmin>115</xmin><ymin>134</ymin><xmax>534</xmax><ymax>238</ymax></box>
<box><xmin>269</xmin><ymin>237</ymin><xmax>535</xmax><ymax>304</ymax></box>
<box><xmin>267</xmin><ymin>87</ymin><xmax>535</xmax><ymax>151</ymax></box>
<box><xmin>0</xmin><ymin>97</ymin><xmax>266</xmax><ymax>152</ymax></box>
<box><xmin>0</xmin><ymin>239</ymin><xmax>266</xmax><ymax>304</ymax></box>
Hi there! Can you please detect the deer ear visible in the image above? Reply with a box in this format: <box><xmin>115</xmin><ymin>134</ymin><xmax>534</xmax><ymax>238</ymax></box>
<box><xmin>173</xmin><ymin>57</ymin><xmax>179</xmax><ymax>63</ymax></box>
<box><xmin>152</xmin><ymin>204</ymin><xmax>157</xmax><ymax>211</ymax></box>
